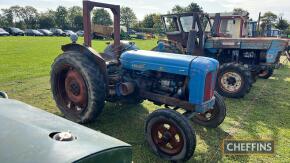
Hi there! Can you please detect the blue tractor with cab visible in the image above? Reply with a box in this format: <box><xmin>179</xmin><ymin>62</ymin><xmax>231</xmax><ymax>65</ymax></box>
<box><xmin>153</xmin><ymin>12</ymin><xmax>288</xmax><ymax>98</ymax></box>
<box><xmin>50</xmin><ymin>1</ymin><xmax>226</xmax><ymax>162</ymax></box>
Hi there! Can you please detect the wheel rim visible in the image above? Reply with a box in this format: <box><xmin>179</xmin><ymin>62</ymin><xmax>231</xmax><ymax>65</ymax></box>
<box><xmin>220</xmin><ymin>72</ymin><xmax>243</xmax><ymax>93</ymax></box>
<box><xmin>65</xmin><ymin>69</ymin><xmax>87</xmax><ymax>105</ymax></box>
<box><xmin>195</xmin><ymin>105</ymin><xmax>218</xmax><ymax>122</ymax></box>
<box><xmin>151</xmin><ymin>120</ymin><xmax>184</xmax><ymax>155</ymax></box>
<box><xmin>259</xmin><ymin>70</ymin><xmax>268</xmax><ymax>77</ymax></box>
<box><xmin>57</xmin><ymin>67</ymin><xmax>88</xmax><ymax>116</ymax></box>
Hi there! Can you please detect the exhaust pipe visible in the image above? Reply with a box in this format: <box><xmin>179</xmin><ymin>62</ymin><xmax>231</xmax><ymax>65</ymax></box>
<box><xmin>117</xmin><ymin>82</ymin><xmax>135</xmax><ymax>96</ymax></box>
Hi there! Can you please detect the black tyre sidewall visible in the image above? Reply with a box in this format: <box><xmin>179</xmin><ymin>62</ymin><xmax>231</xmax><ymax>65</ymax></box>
<box><xmin>258</xmin><ymin>68</ymin><xmax>274</xmax><ymax>79</ymax></box>
<box><xmin>145</xmin><ymin>109</ymin><xmax>196</xmax><ymax>162</ymax></box>
<box><xmin>51</xmin><ymin>51</ymin><xmax>105</xmax><ymax>123</ymax></box>
<box><xmin>192</xmin><ymin>92</ymin><xmax>226</xmax><ymax>128</ymax></box>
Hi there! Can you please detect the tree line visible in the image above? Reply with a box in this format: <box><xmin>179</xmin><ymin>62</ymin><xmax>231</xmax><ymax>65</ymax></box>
<box><xmin>0</xmin><ymin>5</ymin><xmax>83</xmax><ymax>30</ymax></box>
<box><xmin>234</xmin><ymin>8</ymin><xmax>290</xmax><ymax>35</ymax></box>
<box><xmin>0</xmin><ymin>2</ymin><xmax>202</xmax><ymax>32</ymax></box>
<box><xmin>0</xmin><ymin>3</ymin><xmax>289</xmax><ymax>35</ymax></box>
<box><xmin>260</xmin><ymin>11</ymin><xmax>290</xmax><ymax>35</ymax></box>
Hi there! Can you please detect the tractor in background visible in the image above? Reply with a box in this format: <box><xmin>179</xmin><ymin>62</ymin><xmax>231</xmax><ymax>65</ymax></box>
<box><xmin>50</xmin><ymin>1</ymin><xmax>226</xmax><ymax>162</ymax></box>
<box><xmin>208</xmin><ymin>12</ymin><xmax>290</xmax><ymax>78</ymax></box>
<box><xmin>153</xmin><ymin>12</ymin><xmax>288</xmax><ymax>98</ymax></box>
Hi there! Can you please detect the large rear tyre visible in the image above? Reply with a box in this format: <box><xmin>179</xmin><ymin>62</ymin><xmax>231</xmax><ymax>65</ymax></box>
<box><xmin>51</xmin><ymin>51</ymin><xmax>106</xmax><ymax>124</ymax></box>
<box><xmin>190</xmin><ymin>92</ymin><xmax>226</xmax><ymax>128</ymax></box>
<box><xmin>145</xmin><ymin>109</ymin><xmax>196</xmax><ymax>162</ymax></box>
<box><xmin>258</xmin><ymin>68</ymin><xmax>274</xmax><ymax>79</ymax></box>
<box><xmin>217</xmin><ymin>63</ymin><xmax>251</xmax><ymax>98</ymax></box>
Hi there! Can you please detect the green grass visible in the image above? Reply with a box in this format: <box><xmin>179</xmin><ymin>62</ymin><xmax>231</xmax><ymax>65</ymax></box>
<box><xmin>0</xmin><ymin>36</ymin><xmax>290</xmax><ymax>162</ymax></box>
<box><xmin>0</xmin><ymin>37</ymin><xmax>156</xmax><ymax>82</ymax></box>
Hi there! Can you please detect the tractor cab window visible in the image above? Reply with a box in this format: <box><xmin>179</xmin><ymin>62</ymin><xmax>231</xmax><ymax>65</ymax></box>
<box><xmin>203</xmin><ymin>17</ymin><xmax>212</xmax><ymax>33</ymax></box>
<box><xmin>180</xmin><ymin>16</ymin><xmax>196</xmax><ymax>32</ymax></box>
<box><xmin>164</xmin><ymin>17</ymin><xmax>180</xmax><ymax>33</ymax></box>
<box><xmin>220</xmin><ymin>18</ymin><xmax>241</xmax><ymax>38</ymax></box>
<box><xmin>180</xmin><ymin>16</ymin><xmax>207</xmax><ymax>33</ymax></box>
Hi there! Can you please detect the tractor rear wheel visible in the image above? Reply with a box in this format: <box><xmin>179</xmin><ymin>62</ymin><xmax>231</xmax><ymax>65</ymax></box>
<box><xmin>190</xmin><ymin>92</ymin><xmax>226</xmax><ymax>128</ymax></box>
<box><xmin>51</xmin><ymin>51</ymin><xmax>106</xmax><ymax>124</ymax></box>
<box><xmin>258</xmin><ymin>68</ymin><xmax>274</xmax><ymax>79</ymax></box>
<box><xmin>145</xmin><ymin>109</ymin><xmax>196</xmax><ymax>162</ymax></box>
<box><xmin>217</xmin><ymin>63</ymin><xmax>251</xmax><ymax>98</ymax></box>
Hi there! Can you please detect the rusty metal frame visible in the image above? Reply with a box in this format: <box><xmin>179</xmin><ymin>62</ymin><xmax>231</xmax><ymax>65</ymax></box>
<box><xmin>83</xmin><ymin>0</ymin><xmax>120</xmax><ymax>48</ymax></box>
<box><xmin>209</xmin><ymin>14</ymin><xmax>248</xmax><ymax>38</ymax></box>
<box><xmin>160</xmin><ymin>12</ymin><xmax>209</xmax><ymax>49</ymax></box>
<box><xmin>140</xmin><ymin>90</ymin><xmax>195</xmax><ymax>111</ymax></box>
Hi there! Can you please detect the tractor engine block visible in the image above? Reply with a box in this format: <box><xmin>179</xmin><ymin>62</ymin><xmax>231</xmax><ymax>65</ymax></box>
<box><xmin>122</xmin><ymin>70</ymin><xmax>187</xmax><ymax>100</ymax></box>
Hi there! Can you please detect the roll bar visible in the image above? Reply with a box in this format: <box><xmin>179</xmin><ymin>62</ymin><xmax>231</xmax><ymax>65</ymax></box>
<box><xmin>83</xmin><ymin>0</ymin><xmax>120</xmax><ymax>48</ymax></box>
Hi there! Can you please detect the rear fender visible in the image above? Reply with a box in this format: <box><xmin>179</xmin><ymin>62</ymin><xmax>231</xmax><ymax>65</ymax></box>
<box><xmin>61</xmin><ymin>43</ymin><xmax>107</xmax><ymax>75</ymax></box>
<box><xmin>156</xmin><ymin>40</ymin><xmax>185</xmax><ymax>53</ymax></box>
<box><xmin>266</xmin><ymin>40</ymin><xmax>288</xmax><ymax>63</ymax></box>
<box><xmin>61</xmin><ymin>43</ymin><xmax>108</xmax><ymax>88</ymax></box>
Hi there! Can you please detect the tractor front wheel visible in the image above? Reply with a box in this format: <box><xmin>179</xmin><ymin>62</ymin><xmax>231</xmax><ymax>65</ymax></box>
<box><xmin>145</xmin><ymin>109</ymin><xmax>196</xmax><ymax>162</ymax></box>
<box><xmin>258</xmin><ymin>68</ymin><xmax>274</xmax><ymax>79</ymax></box>
<box><xmin>190</xmin><ymin>92</ymin><xmax>226</xmax><ymax>128</ymax></box>
<box><xmin>51</xmin><ymin>51</ymin><xmax>106</xmax><ymax>124</ymax></box>
<box><xmin>217</xmin><ymin>63</ymin><xmax>251</xmax><ymax>98</ymax></box>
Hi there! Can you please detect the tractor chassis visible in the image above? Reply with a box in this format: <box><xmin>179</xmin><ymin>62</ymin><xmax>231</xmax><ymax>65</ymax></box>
<box><xmin>50</xmin><ymin>1</ymin><xmax>227</xmax><ymax>162</ymax></box>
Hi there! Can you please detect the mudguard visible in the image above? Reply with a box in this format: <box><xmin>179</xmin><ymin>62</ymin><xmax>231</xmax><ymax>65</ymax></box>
<box><xmin>61</xmin><ymin>43</ymin><xmax>107</xmax><ymax>74</ymax></box>
<box><xmin>155</xmin><ymin>39</ymin><xmax>185</xmax><ymax>53</ymax></box>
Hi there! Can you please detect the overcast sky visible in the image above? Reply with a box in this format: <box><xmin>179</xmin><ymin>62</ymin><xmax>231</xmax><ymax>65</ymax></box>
<box><xmin>0</xmin><ymin>0</ymin><xmax>289</xmax><ymax>21</ymax></box>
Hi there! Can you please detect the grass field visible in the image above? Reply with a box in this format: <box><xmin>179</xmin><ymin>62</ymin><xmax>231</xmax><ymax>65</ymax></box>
<box><xmin>0</xmin><ymin>36</ymin><xmax>290</xmax><ymax>162</ymax></box>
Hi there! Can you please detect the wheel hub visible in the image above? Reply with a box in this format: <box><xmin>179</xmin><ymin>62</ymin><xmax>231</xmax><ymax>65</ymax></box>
<box><xmin>161</xmin><ymin>132</ymin><xmax>172</xmax><ymax>143</ymax></box>
<box><xmin>220</xmin><ymin>72</ymin><xmax>242</xmax><ymax>93</ymax></box>
<box><xmin>227</xmin><ymin>77</ymin><xmax>236</xmax><ymax>85</ymax></box>
<box><xmin>151</xmin><ymin>120</ymin><xmax>184</xmax><ymax>155</ymax></box>
<box><xmin>65</xmin><ymin>70</ymin><xmax>87</xmax><ymax>106</ymax></box>
<box><xmin>196</xmin><ymin>108</ymin><xmax>216</xmax><ymax>121</ymax></box>
<box><xmin>70</xmin><ymin>81</ymin><xmax>81</xmax><ymax>96</ymax></box>
<box><xmin>205</xmin><ymin>112</ymin><xmax>212</xmax><ymax>119</ymax></box>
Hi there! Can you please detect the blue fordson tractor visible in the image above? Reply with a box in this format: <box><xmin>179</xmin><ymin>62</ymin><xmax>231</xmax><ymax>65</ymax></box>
<box><xmin>50</xmin><ymin>1</ymin><xmax>226</xmax><ymax>162</ymax></box>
